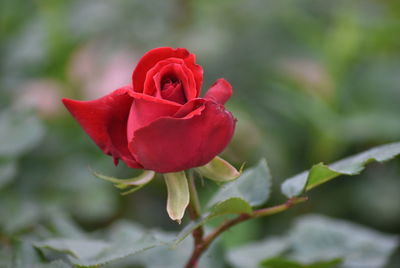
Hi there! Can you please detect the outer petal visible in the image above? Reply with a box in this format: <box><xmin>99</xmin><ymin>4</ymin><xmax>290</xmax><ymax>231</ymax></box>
<box><xmin>62</xmin><ymin>86</ymin><xmax>141</xmax><ymax>168</ymax></box>
<box><xmin>132</xmin><ymin>47</ymin><xmax>203</xmax><ymax>96</ymax></box>
<box><xmin>173</xmin><ymin>98</ymin><xmax>206</xmax><ymax>118</ymax></box>
<box><xmin>129</xmin><ymin>100</ymin><xmax>236</xmax><ymax>173</ymax></box>
<box><xmin>183</xmin><ymin>53</ymin><xmax>203</xmax><ymax>97</ymax></box>
<box><xmin>127</xmin><ymin>92</ymin><xmax>182</xmax><ymax>142</ymax></box>
<box><xmin>204</xmin><ymin>78</ymin><xmax>232</xmax><ymax>105</ymax></box>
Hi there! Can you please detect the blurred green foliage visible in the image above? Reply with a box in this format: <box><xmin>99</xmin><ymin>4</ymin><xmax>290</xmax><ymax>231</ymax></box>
<box><xmin>1</xmin><ymin>0</ymin><xmax>399</xmax><ymax>267</ymax></box>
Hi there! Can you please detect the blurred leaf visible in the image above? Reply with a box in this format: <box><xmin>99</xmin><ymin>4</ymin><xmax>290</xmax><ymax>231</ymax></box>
<box><xmin>105</xmin><ymin>221</ymin><xmax>224</xmax><ymax>268</ymax></box>
<box><xmin>0</xmin><ymin>158</ymin><xmax>17</xmax><ymax>188</ymax></box>
<box><xmin>0</xmin><ymin>109</ymin><xmax>44</xmax><ymax>157</ymax></box>
<box><xmin>288</xmin><ymin>214</ymin><xmax>398</xmax><ymax>268</ymax></box>
<box><xmin>220</xmin><ymin>219</ymin><xmax>262</xmax><ymax>249</ymax></box>
<box><xmin>35</xmin><ymin>239</ymin><xmax>110</xmax><ymax>260</ymax></box>
<box><xmin>227</xmin><ymin>237</ymin><xmax>289</xmax><ymax>268</ymax></box>
<box><xmin>195</xmin><ymin>156</ymin><xmax>242</xmax><ymax>182</ymax></box>
<box><xmin>109</xmin><ymin>227</ymin><xmax>195</xmax><ymax>268</ymax></box>
<box><xmin>281</xmin><ymin>142</ymin><xmax>400</xmax><ymax>198</ymax></box>
<box><xmin>53</xmin><ymin>159</ymin><xmax>118</xmax><ymax>222</ymax></box>
<box><xmin>0</xmin><ymin>246</ymin><xmax>12</xmax><ymax>268</ymax></box>
<box><xmin>49</xmin><ymin>212</ymin><xmax>87</xmax><ymax>239</ymax></box>
<box><xmin>129</xmin><ymin>232</ymin><xmax>225</xmax><ymax>268</ymax></box>
<box><xmin>228</xmin><ymin>214</ymin><xmax>397</xmax><ymax>268</ymax></box>
<box><xmin>261</xmin><ymin>257</ymin><xmax>341</xmax><ymax>268</ymax></box>
<box><xmin>35</xmin><ymin>220</ymin><xmax>224</xmax><ymax>268</ymax></box>
<box><xmin>1</xmin><ymin>239</ymin><xmax>71</xmax><ymax>268</ymax></box>
<box><xmin>41</xmin><ymin>260</ymin><xmax>72</xmax><ymax>268</ymax></box>
<box><xmin>341</xmin><ymin>112</ymin><xmax>400</xmax><ymax>142</ymax></box>
<box><xmin>12</xmin><ymin>240</ymin><xmax>43</xmax><ymax>268</ymax></box>
<box><xmin>174</xmin><ymin>159</ymin><xmax>272</xmax><ymax>245</ymax></box>
<box><xmin>325</xmin><ymin>10</ymin><xmax>360</xmax><ymax>79</ymax></box>
<box><xmin>35</xmin><ymin>222</ymin><xmax>160</xmax><ymax>267</ymax></box>
<box><xmin>0</xmin><ymin>197</ymin><xmax>42</xmax><ymax>234</ymax></box>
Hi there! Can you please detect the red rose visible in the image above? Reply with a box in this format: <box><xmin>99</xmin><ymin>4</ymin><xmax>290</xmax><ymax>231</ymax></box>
<box><xmin>63</xmin><ymin>47</ymin><xmax>236</xmax><ymax>173</ymax></box>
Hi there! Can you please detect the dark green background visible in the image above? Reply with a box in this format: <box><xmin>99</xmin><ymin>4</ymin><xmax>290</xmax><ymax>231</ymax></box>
<box><xmin>1</xmin><ymin>0</ymin><xmax>399</xmax><ymax>267</ymax></box>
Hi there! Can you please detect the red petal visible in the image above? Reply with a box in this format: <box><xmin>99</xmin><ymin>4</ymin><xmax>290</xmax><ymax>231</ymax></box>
<box><xmin>173</xmin><ymin>98</ymin><xmax>206</xmax><ymax>118</ymax></box>
<box><xmin>153</xmin><ymin>63</ymin><xmax>195</xmax><ymax>104</ymax></box>
<box><xmin>143</xmin><ymin>58</ymin><xmax>184</xmax><ymax>96</ymax></box>
<box><xmin>132</xmin><ymin>47</ymin><xmax>203</xmax><ymax>97</ymax></box>
<box><xmin>62</xmin><ymin>87</ymin><xmax>142</xmax><ymax>169</ymax></box>
<box><xmin>204</xmin><ymin>78</ymin><xmax>233</xmax><ymax>105</ymax></box>
<box><xmin>129</xmin><ymin>100</ymin><xmax>236</xmax><ymax>173</ymax></box>
<box><xmin>127</xmin><ymin>92</ymin><xmax>182</xmax><ymax>142</ymax></box>
<box><xmin>161</xmin><ymin>82</ymin><xmax>185</xmax><ymax>104</ymax></box>
<box><xmin>182</xmin><ymin>53</ymin><xmax>203</xmax><ymax>97</ymax></box>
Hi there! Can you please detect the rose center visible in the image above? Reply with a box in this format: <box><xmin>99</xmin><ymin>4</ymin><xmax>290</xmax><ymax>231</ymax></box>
<box><xmin>162</xmin><ymin>77</ymin><xmax>179</xmax><ymax>89</ymax></box>
<box><xmin>160</xmin><ymin>75</ymin><xmax>187</xmax><ymax>104</ymax></box>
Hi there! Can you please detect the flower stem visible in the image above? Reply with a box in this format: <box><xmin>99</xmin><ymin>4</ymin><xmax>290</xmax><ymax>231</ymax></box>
<box><xmin>187</xmin><ymin>170</ymin><xmax>202</xmax><ymax>219</ymax></box>
<box><xmin>252</xmin><ymin>196</ymin><xmax>308</xmax><ymax>218</ymax></box>
<box><xmin>184</xmin><ymin>196</ymin><xmax>308</xmax><ymax>268</ymax></box>
<box><xmin>187</xmin><ymin>170</ymin><xmax>204</xmax><ymax>264</ymax></box>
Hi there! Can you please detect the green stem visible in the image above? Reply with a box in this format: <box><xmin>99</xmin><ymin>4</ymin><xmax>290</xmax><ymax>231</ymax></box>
<box><xmin>187</xmin><ymin>170</ymin><xmax>202</xmax><ymax>218</ymax></box>
<box><xmin>252</xmin><ymin>196</ymin><xmax>308</xmax><ymax>218</ymax></box>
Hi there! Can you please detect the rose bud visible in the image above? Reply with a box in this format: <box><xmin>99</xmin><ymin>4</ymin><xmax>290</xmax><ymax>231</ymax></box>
<box><xmin>62</xmin><ymin>47</ymin><xmax>236</xmax><ymax>173</ymax></box>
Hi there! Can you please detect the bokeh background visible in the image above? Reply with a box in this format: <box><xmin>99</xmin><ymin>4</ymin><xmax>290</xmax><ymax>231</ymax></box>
<box><xmin>1</xmin><ymin>0</ymin><xmax>399</xmax><ymax>267</ymax></box>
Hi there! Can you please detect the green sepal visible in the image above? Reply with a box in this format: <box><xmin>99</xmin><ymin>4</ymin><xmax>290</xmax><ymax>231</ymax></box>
<box><xmin>90</xmin><ymin>168</ymin><xmax>155</xmax><ymax>195</ymax></box>
<box><xmin>163</xmin><ymin>171</ymin><xmax>190</xmax><ymax>223</ymax></box>
<box><xmin>195</xmin><ymin>156</ymin><xmax>242</xmax><ymax>182</ymax></box>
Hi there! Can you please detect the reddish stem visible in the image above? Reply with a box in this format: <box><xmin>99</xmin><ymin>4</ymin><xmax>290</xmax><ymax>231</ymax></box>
<box><xmin>184</xmin><ymin>196</ymin><xmax>308</xmax><ymax>268</ymax></box>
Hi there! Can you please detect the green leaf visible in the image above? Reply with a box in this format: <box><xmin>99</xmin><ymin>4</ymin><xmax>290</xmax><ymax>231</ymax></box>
<box><xmin>0</xmin><ymin>245</ymin><xmax>12</xmax><ymax>268</ymax></box>
<box><xmin>164</xmin><ymin>171</ymin><xmax>190</xmax><ymax>223</ymax></box>
<box><xmin>261</xmin><ymin>257</ymin><xmax>342</xmax><ymax>268</ymax></box>
<box><xmin>35</xmin><ymin>222</ymin><xmax>160</xmax><ymax>267</ymax></box>
<box><xmin>195</xmin><ymin>156</ymin><xmax>242</xmax><ymax>182</ymax></box>
<box><xmin>288</xmin><ymin>214</ymin><xmax>398</xmax><ymax>268</ymax></box>
<box><xmin>228</xmin><ymin>214</ymin><xmax>396</xmax><ymax>268</ymax></box>
<box><xmin>2</xmin><ymin>239</ymin><xmax>72</xmax><ymax>268</ymax></box>
<box><xmin>137</xmin><ymin>234</ymin><xmax>225</xmax><ymax>268</ymax></box>
<box><xmin>208</xmin><ymin>158</ymin><xmax>272</xmax><ymax>208</ymax></box>
<box><xmin>226</xmin><ymin>237</ymin><xmax>289</xmax><ymax>268</ymax></box>
<box><xmin>36</xmin><ymin>220</ymin><xmax>224</xmax><ymax>268</ymax></box>
<box><xmin>49</xmin><ymin>212</ymin><xmax>87</xmax><ymax>239</ymax></box>
<box><xmin>305</xmin><ymin>163</ymin><xmax>340</xmax><ymax>191</ymax></box>
<box><xmin>12</xmin><ymin>240</ymin><xmax>42</xmax><ymax>268</ymax></box>
<box><xmin>34</xmin><ymin>239</ymin><xmax>110</xmax><ymax>260</ymax></box>
<box><xmin>57</xmin><ymin>221</ymin><xmax>224</xmax><ymax>268</ymax></box>
<box><xmin>0</xmin><ymin>158</ymin><xmax>17</xmax><ymax>189</ymax></box>
<box><xmin>95</xmin><ymin>221</ymin><xmax>224</xmax><ymax>268</ymax></box>
<box><xmin>41</xmin><ymin>260</ymin><xmax>72</xmax><ymax>268</ymax></box>
<box><xmin>281</xmin><ymin>142</ymin><xmax>400</xmax><ymax>198</ymax></box>
<box><xmin>262</xmin><ymin>258</ymin><xmax>303</xmax><ymax>268</ymax></box>
<box><xmin>0</xmin><ymin>198</ymin><xmax>42</xmax><ymax>234</ymax></box>
<box><xmin>209</xmin><ymin>197</ymin><xmax>252</xmax><ymax>217</ymax></box>
<box><xmin>173</xmin><ymin>159</ymin><xmax>272</xmax><ymax>245</ymax></box>
<box><xmin>0</xmin><ymin>109</ymin><xmax>44</xmax><ymax>157</ymax></box>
